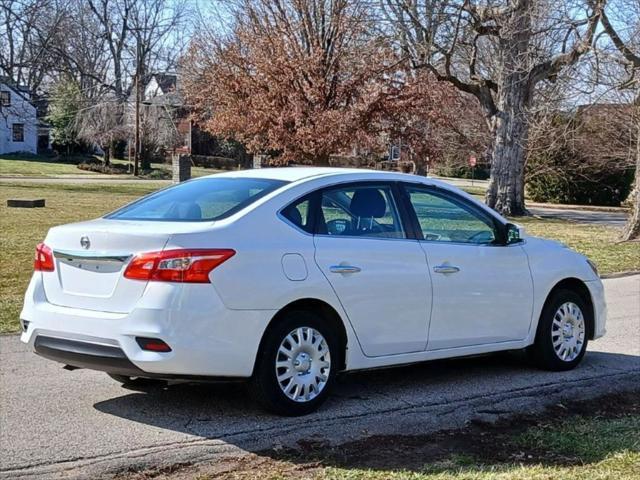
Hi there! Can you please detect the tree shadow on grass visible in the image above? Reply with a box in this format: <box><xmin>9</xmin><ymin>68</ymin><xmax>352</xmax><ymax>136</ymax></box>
<box><xmin>264</xmin><ymin>389</ymin><xmax>640</xmax><ymax>476</ymax></box>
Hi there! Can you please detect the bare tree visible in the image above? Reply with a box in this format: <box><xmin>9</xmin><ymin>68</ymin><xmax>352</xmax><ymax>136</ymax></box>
<box><xmin>598</xmin><ymin>0</ymin><xmax>640</xmax><ymax>240</ymax></box>
<box><xmin>0</xmin><ymin>0</ymin><xmax>66</xmax><ymax>92</ymax></box>
<box><xmin>382</xmin><ymin>0</ymin><xmax>605</xmax><ymax>215</ymax></box>
<box><xmin>46</xmin><ymin>0</ymin><xmax>189</xmax><ymax>168</ymax></box>
<box><xmin>74</xmin><ymin>100</ymin><xmax>128</xmax><ymax>165</ymax></box>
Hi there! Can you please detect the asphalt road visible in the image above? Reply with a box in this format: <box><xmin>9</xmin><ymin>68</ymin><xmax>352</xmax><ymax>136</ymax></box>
<box><xmin>1</xmin><ymin>275</ymin><xmax>639</xmax><ymax>480</ymax></box>
<box><xmin>528</xmin><ymin>206</ymin><xmax>628</xmax><ymax>227</ymax></box>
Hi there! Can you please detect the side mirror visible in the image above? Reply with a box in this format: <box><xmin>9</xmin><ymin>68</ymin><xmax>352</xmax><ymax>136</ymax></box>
<box><xmin>505</xmin><ymin>223</ymin><xmax>524</xmax><ymax>244</ymax></box>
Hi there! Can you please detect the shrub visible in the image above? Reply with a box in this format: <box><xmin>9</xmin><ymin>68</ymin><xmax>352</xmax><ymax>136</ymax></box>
<box><xmin>526</xmin><ymin>147</ymin><xmax>634</xmax><ymax>206</ymax></box>
<box><xmin>432</xmin><ymin>163</ymin><xmax>490</xmax><ymax>180</ymax></box>
<box><xmin>77</xmin><ymin>161</ymin><xmax>129</xmax><ymax>175</ymax></box>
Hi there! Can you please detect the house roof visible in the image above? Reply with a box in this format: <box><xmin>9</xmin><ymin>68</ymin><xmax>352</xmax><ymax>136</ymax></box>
<box><xmin>142</xmin><ymin>73</ymin><xmax>183</xmax><ymax>107</ymax></box>
<box><xmin>153</xmin><ymin>73</ymin><xmax>177</xmax><ymax>93</ymax></box>
<box><xmin>0</xmin><ymin>76</ymin><xmax>38</xmax><ymax>110</ymax></box>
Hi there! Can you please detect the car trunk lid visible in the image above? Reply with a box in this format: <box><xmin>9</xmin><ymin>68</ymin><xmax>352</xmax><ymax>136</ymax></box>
<box><xmin>41</xmin><ymin>219</ymin><xmax>200</xmax><ymax>313</ymax></box>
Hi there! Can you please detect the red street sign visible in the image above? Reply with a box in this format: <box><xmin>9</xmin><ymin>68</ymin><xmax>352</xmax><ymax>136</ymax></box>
<box><xmin>469</xmin><ymin>156</ymin><xmax>477</xmax><ymax>167</ymax></box>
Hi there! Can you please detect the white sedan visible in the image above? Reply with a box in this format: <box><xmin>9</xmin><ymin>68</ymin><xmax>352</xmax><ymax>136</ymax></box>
<box><xmin>21</xmin><ymin>168</ymin><xmax>606</xmax><ymax>415</ymax></box>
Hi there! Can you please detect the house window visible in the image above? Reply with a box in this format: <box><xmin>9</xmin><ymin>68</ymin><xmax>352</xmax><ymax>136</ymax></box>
<box><xmin>12</xmin><ymin>124</ymin><xmax>24</xmax><ymax>142</ymax></box>
<box><xmin>0</xmin><ymin>91</ymin><xmax>9</xmax><ymax>106</ymax></box>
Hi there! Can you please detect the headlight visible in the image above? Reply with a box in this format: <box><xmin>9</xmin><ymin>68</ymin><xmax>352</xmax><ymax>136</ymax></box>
<box><xmin>586</xmin><ymin>259</ymin><xmax>599</xmax><ymax>277</ymax></box>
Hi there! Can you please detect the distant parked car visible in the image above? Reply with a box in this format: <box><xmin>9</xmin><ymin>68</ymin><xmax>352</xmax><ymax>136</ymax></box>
<box><xmin>21</xmin><ymin>168</ymin><xmax>606</xmax><ymax>415</ymax></box>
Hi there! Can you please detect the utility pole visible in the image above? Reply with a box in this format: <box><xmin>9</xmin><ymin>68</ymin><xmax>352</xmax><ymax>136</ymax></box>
<box><xmin>133</xmin><ymin>39</ymin><xmax>141</xmax><ymax>176</ymax></box>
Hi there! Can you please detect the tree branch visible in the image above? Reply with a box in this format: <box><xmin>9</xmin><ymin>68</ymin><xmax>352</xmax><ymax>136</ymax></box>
<box><xmin>529</xmin><ymin>0</ymin><xmax>606</xmax><ymax>86</ymax></box>
<box><xmin>600</xmin><ymin>8</ymin><xmax>640</xmax><ymax>68</ymax></box>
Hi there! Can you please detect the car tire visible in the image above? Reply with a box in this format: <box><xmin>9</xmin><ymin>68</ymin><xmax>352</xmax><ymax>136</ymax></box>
<box><xmin>528</xmin><ymin>289</ymin><xmax>589</xmax><ymax>371</ymax></box>
<box><xmin>250</xmin><ymin>310</ymin><xmax>339</xmax><ymax>416</ymax></box>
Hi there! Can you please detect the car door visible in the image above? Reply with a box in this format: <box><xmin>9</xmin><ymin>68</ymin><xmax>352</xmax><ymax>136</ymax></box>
<box><xmin>401</xmin><ymin>183</ymin><xmax>534</xmax><ymax>351</ymax></box>
<box><xmin>313</xmin><ymin>182</ymin><xmax>432</xmax><ymax>357</ymax></box>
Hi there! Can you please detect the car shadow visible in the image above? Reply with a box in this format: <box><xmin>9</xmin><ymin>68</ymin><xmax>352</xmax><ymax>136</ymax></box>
<box><xmin>93</xmin><ymin>351</ymin><xmax>639</xmax><ymax>445</ymax></box>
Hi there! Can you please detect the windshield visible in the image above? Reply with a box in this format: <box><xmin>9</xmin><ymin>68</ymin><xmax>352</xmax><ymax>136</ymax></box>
<box><xmin>106</xmin><ymin>177</ymin><xmax>288</xmax><ymax>222</ymax></box>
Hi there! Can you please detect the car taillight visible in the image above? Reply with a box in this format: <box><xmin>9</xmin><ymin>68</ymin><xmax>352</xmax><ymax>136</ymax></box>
<box><xmin>34</xmin><ymin>243</ymin><xmax>54</xmax><ymax>272</ymax></box>
<box><xmin>124</xmin><ymin>249</ymin><xmax>235</xmax><ymax>283</ymax></box>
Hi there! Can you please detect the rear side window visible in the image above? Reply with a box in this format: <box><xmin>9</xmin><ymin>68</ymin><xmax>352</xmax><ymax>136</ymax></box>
<box><xmin>281</xmin><ymin>195</ymin><xmax>314</xmax><ymax>233</ymax></box>
<box><xmin>106</xmin><ymin>177</ymin><xmax>288</xmax><ymax>221</ymax></box>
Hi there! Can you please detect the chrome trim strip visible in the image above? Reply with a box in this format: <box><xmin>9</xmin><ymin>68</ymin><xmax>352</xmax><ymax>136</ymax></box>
<box><xmin>53</xmin><ymin>249</ymin><xmax>132</xmax><ymax>263</ymax></box>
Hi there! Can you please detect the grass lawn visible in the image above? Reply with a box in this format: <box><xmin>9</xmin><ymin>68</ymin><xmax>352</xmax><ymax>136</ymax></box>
<box><xmin>115</xmin><ymin>391</ymin><xmax>640</xmax><ymax>479</ymax></box>
<box><xmin>0</xmin><ymin>181</ymin><xmax>638</xmax><ymax>334</ymax></box>
<box><xmin>0</xmin><ymin>154</ymin><xmax>222</xmax><ymax>178</ymax></box>
<box><xmin>512</xmin><ymin>217</ymin><xmax>639</xmax><ymax>276</ymax></box>
<box><xmin>0</xmin><ymin>154</ymin><xmax>96</xmax><ymax>176</ymax></box>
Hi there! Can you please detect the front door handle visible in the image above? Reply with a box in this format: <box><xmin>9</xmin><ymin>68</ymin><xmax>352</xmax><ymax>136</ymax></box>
<box><xmin>433</xmin><ymin>265</ymin><xmax>460</xmax><ymax>274</ymax></box>
<box><xmin>329</xmin><ymin>265</ymin><xmax>362</xmax><ymax>274</ymax></box>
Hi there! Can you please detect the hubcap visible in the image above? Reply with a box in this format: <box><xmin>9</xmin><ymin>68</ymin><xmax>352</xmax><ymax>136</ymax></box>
<box><xmin>275</xmin><ymin>327</ymin><xmax>331</xmax><ymax>403</ymax></box>
<box><xmin>551</xmin><ymin>302</ymin><xmax>586</xmax><ymax>362</ymax></box>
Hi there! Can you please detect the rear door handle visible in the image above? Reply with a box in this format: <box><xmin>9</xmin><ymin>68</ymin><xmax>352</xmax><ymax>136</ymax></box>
<box><xmin>433</xmin><ymin>265</ymin><xmax>460</xmax><ymax>274</ymax></box>
<box><xmin>329</xmin><ymin>265</ymin><xmax>362</xmax><ymax>274</ymax></box>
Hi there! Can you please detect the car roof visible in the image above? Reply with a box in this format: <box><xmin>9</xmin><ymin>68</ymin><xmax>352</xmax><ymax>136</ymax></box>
<box><xmin>198</xmin><ymin>167</ymin><xmax>507</xmax><ymax>224</ymax></box>
<box><xmin>201</xmin><ymin>166</ymin><xmax>453</xmax><ymax>185</ymax></box>
<box><xmin>204</xmin><ymin>167</ymin><xmax>372</xmax><ymax>182</ymax></box>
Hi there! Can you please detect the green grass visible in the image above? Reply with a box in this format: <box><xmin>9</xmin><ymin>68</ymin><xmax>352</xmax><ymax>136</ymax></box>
<box><xmin>518</xmin><ymin>415</ymin><xmax>640</xmax><ymax>463</ymax></box>
<box><xmin>319</xmin><ymin>454</ymin><xmax>640</xmax><ymax>479</ymax></box>
<box><xmin>181</xmin><ymin>395</ymin><xmax>640</xmax><ymax>480</ymax></box>
<box><xmin>321</xmin><ymin>414</ymin><xmax>640</xmax><ymax>480</ymax></box>
<box><xmin>0</xmin><ymin>154</ymin><xmax>96</xmax><ymax>176</ymax></box>
<box><xmin>513</xmin><ymin>217</ymin><xmax>640</xmax><ymax>275</ymax></box>
<box><xmin>0</xmin><ymin>154</ymin><xmax>223</xmax><ymax>178</ymax></box>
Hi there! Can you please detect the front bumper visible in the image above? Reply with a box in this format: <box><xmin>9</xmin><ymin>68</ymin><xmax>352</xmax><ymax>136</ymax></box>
<box><xmin>20</xmin><ymin>274</ymin><xmax>276</xmax><ymax>378</ymax></box>
<box><xmin>585</xmin><ymin>278</ymin><xmax>607</xmax><ymax>339</ymax></box>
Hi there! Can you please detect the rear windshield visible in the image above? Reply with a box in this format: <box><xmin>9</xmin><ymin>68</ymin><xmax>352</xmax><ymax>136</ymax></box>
<box><xmin>106</xmin><ymin>177</ymin><xmax>288</xmax><ymax>222</ymax></box>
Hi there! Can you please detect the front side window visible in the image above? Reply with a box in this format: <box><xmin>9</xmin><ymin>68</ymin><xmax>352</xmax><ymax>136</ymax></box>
<box><xmin>318</xmin><ymin>184</ymin><xmax>405</xmax><ymax>239</ymax></box>
<box><xmin>107</xmin><ymin>177</ymin><xmax>288</xmax><ymax>221</ymax></box>
<box><xmin>12</xmin><ymin>123</ymin><xmax>24</xmax><ymax>142</ymax></box>
<box><xmin>405</xmin><ymin>185</ymin><xmax>497</xmax><ymax>244</ymax></box>
<box><xmin>0</xmin><ymin>91</ymin><xmax>10</xmax><ymax>106</ymax></box>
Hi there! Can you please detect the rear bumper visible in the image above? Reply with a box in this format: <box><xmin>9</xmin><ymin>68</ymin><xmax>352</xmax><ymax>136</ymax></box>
<box><xmin>34</xmin><ymin>335</ymin><xmax>146</xmax><ymax>377</ymax></box>
<box><xmin>20</xmin><ymin>274</ymin><xmax>276</xmax><ymax>378</ymax></box>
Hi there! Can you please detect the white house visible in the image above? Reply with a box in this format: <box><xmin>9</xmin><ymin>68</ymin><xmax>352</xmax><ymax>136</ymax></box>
<box><xmin>143</xmin><ymin>73</ymin><xmax>178</xmax><ymax>102</ymax></box>
<box><xmin>0</xmin><ymin>79</ymin><xmax>38</xmax><ymax>155</ymax></box>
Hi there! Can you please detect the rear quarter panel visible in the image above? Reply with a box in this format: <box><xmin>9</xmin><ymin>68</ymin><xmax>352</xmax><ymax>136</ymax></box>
<box><xmin>163</xmin><ymin>181</ymin><xmax>366</xmax><ymax>362</ymax></box>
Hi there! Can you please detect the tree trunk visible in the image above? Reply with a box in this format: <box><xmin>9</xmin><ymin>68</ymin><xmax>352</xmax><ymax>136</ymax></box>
<box><xmin>103</xmin><ymin>145</ymin><xmax>111</xmax><ymax>166</ymax></box>
<box><xmin>485</xmin><ymin>1</ymin><xmax>531</xmax><ymax>217</ymax></box>
<box><xmin>620</xmin><ymin>106</ymin><xmax>640</xmax><ymax>241</ymax></box>
<box><xmin>485</xmin><ymin>100</ymin><xmax>529</xmax><ymax>216</ymax></box>
<box><xmin>141</xmin><ymin>147</ymin><xmax>151</xmax><ymax>171</ymax></box>
<box><xmin>314</xmin><ymin>153</ymin><xmax>331</xmax><ymax>166</ymax></box>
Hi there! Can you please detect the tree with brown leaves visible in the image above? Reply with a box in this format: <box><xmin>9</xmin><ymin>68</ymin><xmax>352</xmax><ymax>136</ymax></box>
<box><xmin>182</xmin><ymin>0</ymin><xmax>457</xmax><ymax>166</ymax></box>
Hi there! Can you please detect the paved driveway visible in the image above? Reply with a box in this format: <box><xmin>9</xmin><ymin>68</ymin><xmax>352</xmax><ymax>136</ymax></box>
<box><xmin>1</xmin><ymin>276</ymin><xmax>638</xmax><ymax>480</ymax></box>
